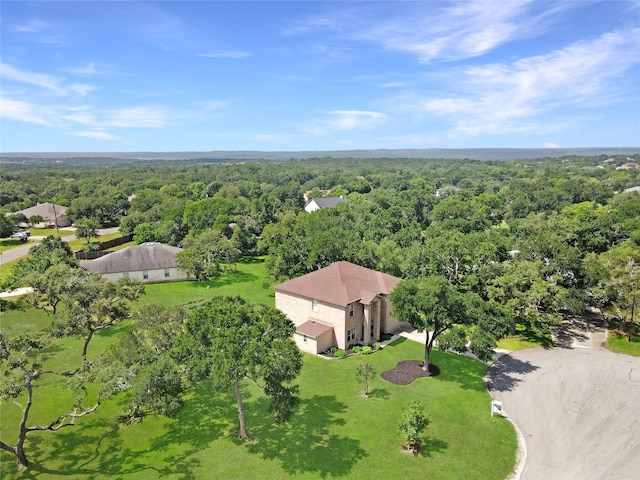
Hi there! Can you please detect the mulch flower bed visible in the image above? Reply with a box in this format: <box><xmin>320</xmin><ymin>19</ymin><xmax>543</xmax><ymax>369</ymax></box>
<box><xmin>381</xmin><ymin>360</ymin><xmax>440</xmax><ymax>385</ymax></box>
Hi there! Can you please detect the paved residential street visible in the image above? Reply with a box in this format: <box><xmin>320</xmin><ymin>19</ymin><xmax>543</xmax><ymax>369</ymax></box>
<box><xmin>487</xmin><ymin>317</ymin><xmax>640</xmax><ymax>480</ymax></box>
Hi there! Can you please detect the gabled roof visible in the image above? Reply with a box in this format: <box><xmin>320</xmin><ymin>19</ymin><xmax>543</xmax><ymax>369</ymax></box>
<box><xmin>13</xmin><ymin>203</ymin><xmax>67</xmax><ymax>221</ymax></box>
<box><xmin>81</xmin><ymin>242</ymin><xmax>182</xmax><ymax>274</ymax></box>
<box><xmin>305</xmin><ymin>196</ymin><xmax>348</xmax><ymax>209</ymax></box>
<box><xmin>274</xmin><ymin>261</ymin><xmax>401</xmax><ymax>306</ymax></box>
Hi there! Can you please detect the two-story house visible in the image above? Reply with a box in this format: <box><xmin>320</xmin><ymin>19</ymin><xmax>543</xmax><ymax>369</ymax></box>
<box><xmin>274</xmin><ymin>261</ymin><xmax>407</xmax><ymax>355</ymax></box>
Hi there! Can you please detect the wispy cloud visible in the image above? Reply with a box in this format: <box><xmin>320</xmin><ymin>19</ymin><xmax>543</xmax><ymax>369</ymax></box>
<box><xmin>285</xmin><ymin>0</ymin><xmax>565</xmax><ymax>64</ymax></box>
<box><xmin>65</xmin><ymin>62</ymin><xmax>119</xmax><ymax>77</ymax></box>
<box><xmin>104</xmin><ymin>107</ymin><xmax>167</xmax><ymax>128</ymax></box>
<box><xmin>413</xmin><ymin>28</ymin><xmax>640</xmax><ymax>137</ymax></box>
<box><xmin>1</xmin><ymin>63</ymin><xmax>97</xmax><ymax>97</ymax></box>
<box><xmin>1</xmin><ymin>63</ymin><xmax>66</xmax><ymax>95</ymax></box>
<box><xmin>12</xmin><ymin>17</ymin><xmax>50</xmax><ymax>33</ymax></box>
<box><xmin>198</xmin><ymin>51</ymin><xmax>251</xmax><ymax>59</ymax></box>
<box><xmin>306</xmin><ymin>110</ymin><xmax>387</xmax><ymax>135</ymax></box>
<box><xmin>68</xmin><ymin>130</ymin><xmax>118</xmax><ymax>140</ymax></box>
<box><xmin>0</xmin><ymin>97</ymin><xmax>55</xmax><ymax>126</ymax></box>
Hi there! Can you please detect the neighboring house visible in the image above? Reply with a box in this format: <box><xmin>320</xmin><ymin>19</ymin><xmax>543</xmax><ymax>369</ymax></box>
<box><xmin>304</xmin><ymin>195</ymin><xmax>347</xmax><ymax>213</ymax></box>
<box><xmin>274</xmin><ymin>261</ymin><xmax>407</xmax><ymax>355</ymax></box>
<box><xmin>10</xmin><ymin>203</ymin><xmax>70</xmax><ymax>228</ymax></box>
<box><xmin>81</xmin><ymin>242</ymin><xmax>190</xmax><ymax>283</ymax></box>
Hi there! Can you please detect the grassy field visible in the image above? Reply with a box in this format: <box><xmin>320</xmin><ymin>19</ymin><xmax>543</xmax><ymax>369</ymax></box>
<box><xmin>0</xmin><ymin>260</ymin><xmax>517</xmax><ymax>480</ymax></box>
<box><xmin>0</xmin><ymin>341</ymin><xmax>516</xmax><ymax>480</ymax></box>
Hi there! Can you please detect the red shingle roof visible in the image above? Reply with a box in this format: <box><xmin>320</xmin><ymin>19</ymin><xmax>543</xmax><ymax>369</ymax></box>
<box><xmin>274</xmin><ymin>261</ymin><xmax>401</xmax><ymax>306</ymax></box>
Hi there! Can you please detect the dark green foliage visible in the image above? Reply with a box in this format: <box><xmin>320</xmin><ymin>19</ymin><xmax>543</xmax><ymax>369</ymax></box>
<box><xmin>173</xmin><ymin>296</ymin><xmax>302</xmax><ymax>437</ymax></box>
<box><xmin>4</xmin><ymin>236</ymin><xmax>78</xmax><ymax>290</ymax></box>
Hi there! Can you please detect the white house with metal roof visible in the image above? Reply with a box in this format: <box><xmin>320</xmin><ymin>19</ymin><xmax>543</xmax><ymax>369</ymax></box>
<box><xmin>304</xmin><ymin>195</ymin><xmax>348</xmax><ymax>213</ymax></box>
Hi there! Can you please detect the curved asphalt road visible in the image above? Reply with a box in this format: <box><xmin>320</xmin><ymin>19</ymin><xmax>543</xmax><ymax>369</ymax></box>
<box><xmin>487</xmin><ymin>316</ymin><xmax>640</xmax><ymax>480</ymax></box>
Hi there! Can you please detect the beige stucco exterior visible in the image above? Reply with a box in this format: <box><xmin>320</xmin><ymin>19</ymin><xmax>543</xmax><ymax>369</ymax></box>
<box><xmin>293</xmin><ymin>327</ymin><xmax>334</xmax><ymax>355</ymax></box>
<box><xmin>275</xmin><ymin>290</ymin><xmax>404</xmax><ymax>353</ymax></box>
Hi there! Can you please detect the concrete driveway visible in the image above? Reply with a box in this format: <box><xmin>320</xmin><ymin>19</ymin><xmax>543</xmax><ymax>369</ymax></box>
<box><xmin>487</xmin><ymin>316</ymin><xmax>640</xmax><ymax>480</ymax></box>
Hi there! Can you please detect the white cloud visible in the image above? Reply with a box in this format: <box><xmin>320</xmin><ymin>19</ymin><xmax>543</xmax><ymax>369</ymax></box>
<box><xmin>286</xmin><ymin>1</ymin><xmax>561</xmax><ymax>63</ymax></box>
<box><xmin>105</xmin><ymin>107</ymin><xmax>167</xmax><ymax>128</ymax></box>
<box><xmin>305</xmin><ymin>110</ymin><xmax>386</xmax><ymax>135</ymax></box>
<box><xmin>415</xmin><ymin>28</ymin><xmax>640</xmax><ymax>137</ymax></box>
<box><xmin>0</xmin><ymin>62</ymin><xmax>66</xmax><ymax>95</ymax></box>
<box><xmin>0</xmin><ymin>63</ymin><xmax>98</xmax><ymax>97</ymax></box>
<box><xmin>12</xmin><ymin>18</ymin><xmax>50</xmax><ymax>33</ymax></box>
<box><xmin>69</xmin><ymin>130</ymin><xmax>117</xmax><ymax>140</ymax></box>
<box><xmin>68</xmin><ymin>83</ymin><xmax>98</xmax><ymax>96</ymax></box>
<box><xmin>0</xmin><ymin>97</ymin><xmax>55</xmax><ymax>126</ymax></box>
<box><xmin>326</xmin><ymin>110</ymin><xmax>387</xmax><ymax>130</ymax></box>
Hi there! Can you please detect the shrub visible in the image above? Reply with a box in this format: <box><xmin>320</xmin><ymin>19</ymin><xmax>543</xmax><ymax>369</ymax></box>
<box><xmin>335</xmin><ymin>349</ymin><xmax>347</xmax><ymax>358</ymax></box>
<box><xmin>362</xmin><ymin>346</ymin><xmax>372</xmax><ymax>354</ymax></box>
<box><xmin>352</xmin><ymin>345</ymin><xmax>363</xmax><ymax>354</ymax></box>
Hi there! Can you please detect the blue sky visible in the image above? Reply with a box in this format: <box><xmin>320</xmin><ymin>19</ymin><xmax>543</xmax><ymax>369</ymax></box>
<box><xmin>1</xmin><ymin>0</ymin><xmax>639</xmax><ymax>152</ymax></box>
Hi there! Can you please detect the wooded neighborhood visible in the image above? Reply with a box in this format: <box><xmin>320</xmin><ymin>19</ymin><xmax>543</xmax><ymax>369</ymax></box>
<box><xmin>1</xmin><ymin>153</ymin><xmax>639</xmax><ymax>478</ymax></box>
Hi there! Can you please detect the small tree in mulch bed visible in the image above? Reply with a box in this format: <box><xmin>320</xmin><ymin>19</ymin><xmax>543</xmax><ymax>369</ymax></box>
<box><xmin>355</xmin><ymin>362</ymin><xmax>376</xmax><ymax>397</ymax></box>
<box><xmin>399</xmin><ymin>401</ymin><xmax>429</xmax><ymax>455</ymax></box>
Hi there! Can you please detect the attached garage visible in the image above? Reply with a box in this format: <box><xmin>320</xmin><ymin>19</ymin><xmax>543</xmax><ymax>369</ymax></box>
<box><xmin>294</xmin><ymin>320</ymin><xmax>335</xmax><ymax>355</ymax></box>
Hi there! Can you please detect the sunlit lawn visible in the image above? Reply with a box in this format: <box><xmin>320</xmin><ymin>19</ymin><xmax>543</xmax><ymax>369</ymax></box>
<box><xmin>0</xmin><ymin>259</ymin><xmax>517</xmax><ymax>479</ymax></box>
<box><xmin>496</xmin><ymin>323</ymin><xmax>553</xmax><ymax>351</ymax></box>
<box><xmin>0</xmin><ymin>340</ymin><xmax>516</xmax><ymax>480</ymax></box>
<box><xmin>606</xmin><ymin>330</ymin><xmax>640</xmax><ymax>356</ymax></box>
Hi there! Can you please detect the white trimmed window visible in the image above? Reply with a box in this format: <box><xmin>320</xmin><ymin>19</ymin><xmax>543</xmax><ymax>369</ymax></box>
<box><xmin>164</xmin><ymin>268</ymin><xmax>170</xmax><ymax>278</ymax></box>
<box><xmin>347</xmin><ymin>328</ymin><xmax>356</xmax><ymax>342</ymax></box>
<box><xmin>143</xmin><ymin>270</ymin><xmax>149</xmax><ymax>280</ymax></box>
<box><xmin>349</xmin><ymin>304</ymin><xmax>354</xmax><ymax>317</ymax></box>
<box><xmin>312</xmin><ymin>299</ymin><xmax>318</xmax><ymax>312</ymax></box>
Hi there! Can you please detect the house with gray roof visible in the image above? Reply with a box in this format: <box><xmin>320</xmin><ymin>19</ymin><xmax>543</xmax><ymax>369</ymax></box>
<box><xmin>274</xmin><ymin>261</ymin><xmax>406</xmax><ymax>354</ymax></box>
<box><xmin>304</xmin><ymin>195</ymin><xmax>348</xmax><ymax>213</ymax></box>
<box><xmin>81</xmin><ymin>242</ymin><xmax>190</xmax><ymax>283</ymax></box>
<box><xmin>10</xmin><ymin>203</ymin><xmax>70</xmax><ymax>228</ymax></box>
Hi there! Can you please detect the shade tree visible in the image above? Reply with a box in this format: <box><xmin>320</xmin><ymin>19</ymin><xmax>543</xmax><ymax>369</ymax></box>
<box><xmin>51</xmin><ymin>275</ymin><xmax>145</xmax><ymax>366</ymax></box>
<box><xmin>172</xmin><ymin>296</ymin><xmax>302</xmax><ymax>440</ymax></box>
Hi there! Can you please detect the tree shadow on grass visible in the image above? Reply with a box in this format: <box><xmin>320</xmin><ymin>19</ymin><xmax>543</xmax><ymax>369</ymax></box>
<box><xmin>245</xmin><ymin>395</ymin><xmax>368</xmax><ymax>477</ymax></box>
<box><xmin>417</xmin><ymin>435</ymin><xmax>448</xmax><ymax>458</ymax></box>
<box><xmin>21</xmin><ymin>382</ymin><xmax>239</xmax><ymax>479</ymax></box>
<box><xmin>368</xmin><ymin>387</ymin><xmax>390</xmax><ymax>399</ymax></box>
<box><xmin>192</xmin><ymin>270</ymin><xmax>259</xmax><ymax>289</ymax></box>
<box><xmin>485</xmin><ymin>355</ymin><xmax>539</xmax><ymax>393</ymax></box>
<box><xmin>428</xmin><ymin>350</ymin><xmax>488</xmax><ymax>392</ymax></box>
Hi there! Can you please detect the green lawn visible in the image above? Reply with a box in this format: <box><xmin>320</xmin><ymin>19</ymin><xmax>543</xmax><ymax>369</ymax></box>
<box><xmin>606</xmin><ymin>330</ymin><xmax>640</xmax><ymax>356</ymax></box>
<box><xmin>496</xmin><ymin>323</ymin><xmax>553</xmax><ymax>351</ymax></box>
<box><xmin>0</xmin><ymin>340</ymin><xmax>516</xmax><ymax>480</ymax></box>
<box><xmin>1</xmin><ymin>260</ymin><xmax>517</xmax><ymax>479</ymax></box>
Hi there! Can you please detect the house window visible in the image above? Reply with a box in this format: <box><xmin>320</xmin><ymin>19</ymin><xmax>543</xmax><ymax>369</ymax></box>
<box><xmin>164</xmin><ymin>268</ymin><xmax>170</xmax><ymax>278</ymax></box>
<box><xmin>349</xmin><ymin>304</ymin><xmax>354</xmax><ymax>317</ymax></box>
<box><xmin>312</xmin><ymin>299</ymin><xmax>318</xmax><ymax>312</ymax></box>
<box><xmin>303</xmin><ymin>335</ymin><xmax>308</xmax><ymax>343</ymax></box>
<box><xmin>347</xmin><ymin>328</ymin><xmax>356</xmax><ymax>342</ymax></box>
<box><xmin>122</xmin><ymin>272</ymin><xmax>129</xmax><ymax>278</ymax></box>
<box><xmin>143</xmin><ymin>270</ymin><xmax>149</xmax><ymax>280</ymax></box>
